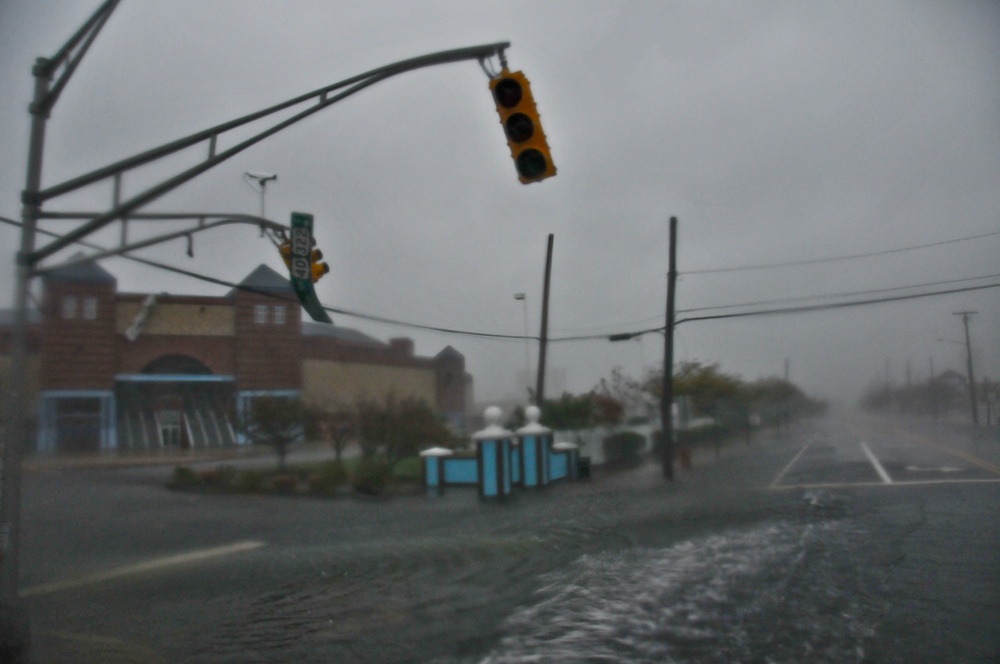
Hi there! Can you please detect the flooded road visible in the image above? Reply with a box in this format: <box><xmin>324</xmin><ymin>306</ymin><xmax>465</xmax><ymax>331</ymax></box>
<box><xmin>472</xmin><ymin>519</ymin><xmax>885</xmax><ymax>664</ymax></box>
<box><xmin>22</xmin><ymin>415</ymin><xmax>1000</xmax><ymax>663</ymax></box>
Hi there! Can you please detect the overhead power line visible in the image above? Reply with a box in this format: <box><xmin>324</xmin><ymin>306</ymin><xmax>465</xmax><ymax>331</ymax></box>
<box><xmin>557</xmin><ymin>281</ymin><xmax>1000</xmax><ymax>342</ymax></box>
<box><xmin>677</xmin><ymin>272</ymin><xmax>1000</xmax><ymax>314</ymax></box>
<box><xmin>0</xmin><ymin>215</ymin><xmax>529</xmax><ymax>342</ymax></box>
<box><xmin>684</xmin><ymin>229</ymin><xmax>1000</xmax><ymax>275</ymax></box>
<box><xmin>3</xmin><ymin>215</ymin><xmax>996</xmax><ymax>344</ymax></box>
<box><xmin>674</xmin><ymin>281</ymin><xmax>1000</xmax><ymax>325</ymax></box>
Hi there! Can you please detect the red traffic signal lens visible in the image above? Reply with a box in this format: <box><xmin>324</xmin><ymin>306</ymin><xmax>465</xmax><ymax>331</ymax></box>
<box><xmin>492</xmin><ymin>78</ymin><xmax>523</xmax><ymax>108</ymax></box>
<box><xmin>504</xmin><ymin>113</ymin><xmax>535</xmax><ymax>143</ymax></box>
<box><xmin>516</xmin><ymin>149</ymin><xmax>549</xmax><ymax>179</ymax></box>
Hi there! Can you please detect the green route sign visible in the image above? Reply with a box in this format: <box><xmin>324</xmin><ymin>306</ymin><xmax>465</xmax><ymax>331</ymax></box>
<box><xmin>289</xmin><ymin>212</ymin><xmax>332</xmax><ymax>324</ymax></box>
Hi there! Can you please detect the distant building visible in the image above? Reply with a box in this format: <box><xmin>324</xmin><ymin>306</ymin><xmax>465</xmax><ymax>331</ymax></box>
<box><xmin>0</xmin><ymin>261</ymin><xmax>472</xmax><ymax>453</ymax></box>
<box><xmin>936</xmin><ymin>369</ymin><xmax>967</xmax><ymax>390</ymax></box>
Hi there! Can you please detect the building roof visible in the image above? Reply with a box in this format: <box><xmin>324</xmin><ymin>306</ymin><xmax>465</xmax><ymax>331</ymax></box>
<box><xmin>302</xmin><ymin>321</ymin><xmax>386</xmax><ymax>346</ymax></box>
<box><xmin>435</xmin><ymin>345</ymin><xmax>465</xmax><ymax>361</ymax></box>
<box><xmin>227</xmin><ymin>264</ymin><xmax>294</xmax><ymax>297</ymax></box>
<box><xmin>937</xmin><ymin>369</ymin><xmax>967</xmax><ymax>385</ymax></box>
<box><xmin>42</xmin><ymin>253</ymin><xmax>116</xmax><ymax>285</ymax></box>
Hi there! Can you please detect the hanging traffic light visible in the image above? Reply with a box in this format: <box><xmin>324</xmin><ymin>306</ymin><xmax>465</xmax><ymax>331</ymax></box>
<box><xmin>310</xmin><ymin>248</ymin><xmax>329</xmax><ymax>282</ymax></box>
<box><xmin>278</xmin><ymin>242</ymin><xmax>292</xmax><ymax>269</ymax></box>
<box><xmin>489</xmin><ymin>69</ymin><xmax>556</xmax><ymax>184</ymax></box>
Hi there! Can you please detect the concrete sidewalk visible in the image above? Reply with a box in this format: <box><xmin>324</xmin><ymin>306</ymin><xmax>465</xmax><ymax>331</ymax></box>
<box><xmin>23</xmin><ymin>441</ymin><xmax>360</xmax><ymax>472</ymax></box>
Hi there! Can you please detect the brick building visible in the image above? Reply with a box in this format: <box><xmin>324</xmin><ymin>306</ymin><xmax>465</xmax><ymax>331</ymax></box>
<box><xmin>0</xmin><ymin>261</ymin><xmax>472</xmax><ymax>453</ymax></box>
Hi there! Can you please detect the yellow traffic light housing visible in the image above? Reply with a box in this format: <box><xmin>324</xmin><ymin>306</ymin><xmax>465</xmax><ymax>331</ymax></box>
<box><xmin>278</xmin><ymin>242</ymin><xmax>292</xmax><ymax>269</ymax></box>
<box><xmin>310</xmin><ymin>248</ymin><xmax>329</xmax><ymax>283</ymax></box>
<box><xmin>489</xmin><ymin>69</ymin><xmax>556</xmax><ymax>184</ymax></box>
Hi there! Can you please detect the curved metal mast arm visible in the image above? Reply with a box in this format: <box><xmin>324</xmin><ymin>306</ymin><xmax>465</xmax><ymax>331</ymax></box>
<box><xmin>30</xmin><ymin>41</ymin><xmax>510</xmax><ymax>263</ymax></box>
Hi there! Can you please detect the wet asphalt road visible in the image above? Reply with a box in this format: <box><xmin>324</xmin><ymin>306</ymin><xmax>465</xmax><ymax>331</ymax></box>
<box><xmin>18</xmin><ymin>413</ymin><xmax>1000</xmax><ymax>663</ymax></box>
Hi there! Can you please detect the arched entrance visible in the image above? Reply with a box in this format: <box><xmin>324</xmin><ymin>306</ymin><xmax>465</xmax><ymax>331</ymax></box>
<box><xmin>115</xmin><ymin>355</ymin><xmax>236</xmax><ymax>450</ymax></box>
<box><xmin>140</xmin><ymin>355</ymin><xmax>213</xmax><ymax>376</ymax></box>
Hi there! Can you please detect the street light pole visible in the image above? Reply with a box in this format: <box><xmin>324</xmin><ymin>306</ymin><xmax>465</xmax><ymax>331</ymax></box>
<box><xmin>245</xmin><ymin>172</ymin><xmax>277</xmax><ymax>219</ymax></box>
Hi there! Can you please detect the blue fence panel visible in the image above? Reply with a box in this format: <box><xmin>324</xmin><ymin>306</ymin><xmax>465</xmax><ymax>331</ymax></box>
<box><xmin>550</xmin><ymin>451</ymin><xmax>569</xmax><ymax>481</ymax></box>
<box><xmin>443</xmin><ymin>457</ymin><xmax>478</xmax><ymax>485</ymax></box>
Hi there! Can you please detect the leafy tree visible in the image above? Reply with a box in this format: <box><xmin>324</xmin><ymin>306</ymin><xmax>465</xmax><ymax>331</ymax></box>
<box><xmin>540</xmin><ymin>392</ymin><xmax>595</xmax><ymax>431</ymax></box>
<box><xmin>592</xmin><ymin>393</ymin><xmax>624</xmax><ymax>427</ymax></box>
<box><xmin>744</xmin><ymin>376</ymin><xmax>827</xmax><ymax>424</ymax></box>
<box><xmin>860</xmin><ymin>378</ymin><xmax>960</xmax><ymax>417</ymax></box>
<box><xmin>504</xmin><ymin>405</ymin><xmax>527</xmax><ymax>431</ymax></box>
<box><xmin>306</xmin><ymin>401</ymin><xmax>356</xmax><ymax>462</ymax></box>
<box><xmin>642</xmin><ymin>361</ymin><xmax>743</xmax><ymax>421</ymax></box>
<box><xmin>244</xmin><ymin>396</ymin><xmax>304</xmax><ymax>470</ymax></box>
<box><xmin>637</xmin><ymin>361</ymin><xmax>825</xmax><ymax>431</ymax></box>
<box><xmin>674</xmin><ymin>361</ymin><xmax>743</xmax><ymax>414</ymax></box>
<box><xmin>356</xmin><ymin>393</ymin><xmax>452</xmax><ymax>465</ymax></box>
<box><xmin>595</xmin><ymin>367</ymin><xmax>647</xmax><ymax>422</ymax></box>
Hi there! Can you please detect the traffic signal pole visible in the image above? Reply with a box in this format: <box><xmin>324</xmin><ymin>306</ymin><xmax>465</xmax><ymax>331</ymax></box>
<box><xmin>1</xmin><ymin>6</ymin><xmax>514</xmax><ymax>657</ymax></box>
<box><xmin>0</xmin><ymin>52</ymin><xmax>52</xmax><ymax>660</ymax></box>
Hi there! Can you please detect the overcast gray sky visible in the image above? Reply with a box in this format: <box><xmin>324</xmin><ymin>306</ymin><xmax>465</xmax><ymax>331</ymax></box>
<box><xmin>1</xmin><ymin>0</ymin><xmax>998</xmax><ymax>407</ymax></box>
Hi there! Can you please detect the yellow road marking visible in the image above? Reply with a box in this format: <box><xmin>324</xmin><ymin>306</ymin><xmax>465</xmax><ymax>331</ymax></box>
<box><xmin>846</xmin><ymin>416</ymin><xmax>1000</xmax><ymax>475</ymax></box>
<box><xmin>22</xmin><ymin>540</ymin><xmax>266</xmax><ymax>597</ymax></box>
<box><xmin>895</xmin><ymin>431</ymin><xmax>1000</xmax><ymax>475</ymax></box>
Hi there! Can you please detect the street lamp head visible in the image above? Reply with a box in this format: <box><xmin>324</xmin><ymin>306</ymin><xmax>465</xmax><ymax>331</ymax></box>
<box><xmin>514</xmin><ymin>293</ymin><xmax>525</xmax><ymax>300</ymax></box>
<box><xmin>245</xmin><ymin>171</ymin><xmax>277</xmax><ymax>183</ymax></box>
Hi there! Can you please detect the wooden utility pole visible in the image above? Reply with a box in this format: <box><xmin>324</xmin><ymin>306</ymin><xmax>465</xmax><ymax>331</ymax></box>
<box><xmin>954</xmin><ymin>311</ymin><xmax>979</xmax><ymax>426</ymax></box>
<box><xmin>662</xmin><ymin>217</ymin><xmax>678</xmax><ymax>480</ymax></box>
<box><xmin>535</xmin><ymin>234</ymin><xmax>554</xmax><ymax>406</ymax></box>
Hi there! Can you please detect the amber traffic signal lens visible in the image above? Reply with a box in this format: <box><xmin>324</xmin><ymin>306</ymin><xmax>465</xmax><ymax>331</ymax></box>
<box><xmin>504</xmin><ymin>113</ymin><xmax>536</xmax><ymax>143</ymax></box>
<box><xmin>516</xmin><ymin>149</ymin><xmax>548</xmax><ymax>179</ymax></box>
<box><xmin>492</xmin><ymin>78</ymin><xmax>523</xmax><ymax>108</ymax></box>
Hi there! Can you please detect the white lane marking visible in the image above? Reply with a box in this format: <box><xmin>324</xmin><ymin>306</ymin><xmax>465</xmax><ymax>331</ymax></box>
<box><xmin>904</xmin><ymin>465</ymin><xmax>962</xmax><ymax>473</ymax></box>
<box><xmin>769</xmin><ymin>478</ymin><xmax>1000</xmax><ymax>490</ymax></box>
<box><xmin>22</xmin><ymin>540</ymin><xmax>266</xmax><ymax>597</ymax></box>
<box><xmin>859</xmin><ymin>441</ymin><xmax>892</xmax><ymax>484</ymax></box>
<box><xmin>770</xmin><ymin>443</ymin><xmax>812</xmax><ymax>488</ymax></box>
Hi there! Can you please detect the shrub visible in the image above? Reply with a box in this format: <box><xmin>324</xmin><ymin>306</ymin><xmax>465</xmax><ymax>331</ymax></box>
<box><xmin>170</xmin><ymin>465</ymin><xmax>202</xmax><ymax>487</ymax></box>
<box><xmin>271</xmin><ymin>474</ymin><xmax>298</xmax><ymax>493</ymax></box>
<box><xmin>309</xmin><ymin>460</ymin><xmax>349</xmax><ymax>495</ymax></box>
<box><xmin>392</xmin><ymin>456</ymin><xmax>423</xmax><ymax>482</ymax></box>
<box><xmin>352</xmin><ymin>457</ymin><xmax>392</xmax><ymax>496</ymax></box>
<box><xmin>198</xmin><ymin>465</ymin><xmax>237</xmax><ymax>488</ymax></box>
<box><xmin>602</xmin><ymin>431</ymin><xmax>646</xmax><ymax>464</ymax></box>
<box><xmin>233</xmin><ymin>469</ymin><xmax>267</xmax><ymax>493</ymax></box>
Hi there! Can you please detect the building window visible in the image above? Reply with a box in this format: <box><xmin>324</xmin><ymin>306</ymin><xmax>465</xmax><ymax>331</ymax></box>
<box><xmin>273</xmin><ymin>306</ymin><xmax>286</xmax><ymax>325</ymax></box>
<box><xmin>253</xmin><ymin>304</ymin><xmax>269</xmax><ymax>324</ymax></box>
<box><xmin>61</xmin><ymin>296</ymin><xmax>77</xmax><ymax>320</ymax></box>
<box><xmin>83</xmin><ymin>296</ymin><xmax>98</xmax><ymax>320</ymax></box>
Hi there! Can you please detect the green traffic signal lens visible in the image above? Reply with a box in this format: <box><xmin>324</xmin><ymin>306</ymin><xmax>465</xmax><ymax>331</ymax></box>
<box><xmin>504</xmin><ymin>113</ymin><xmax>535</xmax><ymax>143</ymax></box>
<box><xmin>516</xmin><ymin>149</ymin><xmax>548</xmax><ymax>179</ymax></box>
<box><xmin>493</xmin><ymin>78</ymin><xmax>523</xmax><ymax>108</ymax></box>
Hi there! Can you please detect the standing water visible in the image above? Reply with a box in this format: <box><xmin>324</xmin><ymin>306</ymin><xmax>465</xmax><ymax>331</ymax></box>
<box><xmin>470</xmin><ymin>518</ymin><xmax>886</xmax><ymax>663</ymax></box>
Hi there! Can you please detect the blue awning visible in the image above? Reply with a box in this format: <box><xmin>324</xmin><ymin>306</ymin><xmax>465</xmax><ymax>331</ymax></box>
<box><xmin>115</xmin><ymin>374</ymin><xmax>235</xmax><ymax>383</ymax></box>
